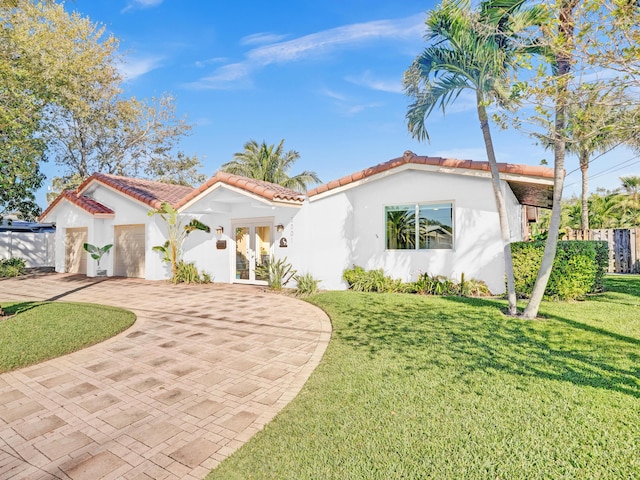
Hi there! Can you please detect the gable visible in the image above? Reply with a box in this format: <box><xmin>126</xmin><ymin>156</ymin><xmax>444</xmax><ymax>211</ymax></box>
<box><xmin>308</xmin><ymin>151</ymin><xmax>555</xmax><ymax>208</ymax></box>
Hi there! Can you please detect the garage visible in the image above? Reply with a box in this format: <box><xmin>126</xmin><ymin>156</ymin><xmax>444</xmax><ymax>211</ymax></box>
<box><xmin>65</xmin><ymin>227</ymin><xmax>88</xmax><ymax>274</ymax></box>
<box><xmin>114</xmin><ymin>224</ymin><xmax>145</xmax><ymax>278</ymax></box>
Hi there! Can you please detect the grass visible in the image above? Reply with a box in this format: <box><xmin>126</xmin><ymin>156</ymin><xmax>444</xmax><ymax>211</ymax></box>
<box><xmin>208</xmin><ymin>275</ymin><xmax>640</xmax><ymax>479</ymax></box>
<box><xmin>0</xmin><ymin>301</ymin><xmax>136</xmax><ymax>373</ymax></box>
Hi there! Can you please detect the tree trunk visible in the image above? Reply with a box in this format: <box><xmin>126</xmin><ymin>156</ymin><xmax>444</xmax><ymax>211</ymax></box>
<box><xmin>522</xmin><ymin>0</ymin><xmax>577</xmax><ymax>319</ymax></box>
<box><xmin>580</xmin><ymin>150</ymin><xmax>589</xmax><ymax>230</ymax></box>
<box><xmin>477</xmin><ymin>96</ymin><xmax>517</xmax><ymax>315</ymax></box>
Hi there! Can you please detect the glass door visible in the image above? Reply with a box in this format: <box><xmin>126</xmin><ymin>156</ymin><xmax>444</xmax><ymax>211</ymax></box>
<box><xmin>234</xmin><ymin>222</ymin><xmax>272</xmax><ymax>284</ymax></box>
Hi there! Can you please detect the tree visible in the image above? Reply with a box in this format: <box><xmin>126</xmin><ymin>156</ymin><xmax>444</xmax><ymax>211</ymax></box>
<box><xmin>48</xmin><ymin>94</ymin><xmax>205</xmax><ymax>192</ymax></box>
<box><xmin>403</xmin><ymin>0</ymin><xmax>544</xmax><ymax>315</ymax></box>
<box><xmin>532</xmin><ymin>84</ymin><xmax>630</xmax><ymax>230</ymax></box>
<box><xmin>148</xmin><ymin>202</ymin><xmax>210</xmax><ymax>279</ymax></box>
<box><xmin>221</xmin><ymin>139</ymin><xmax>321</xmax><ymax>192</ymax></box>
<box><xmin>1</xmin><ymin>1</ymin><xmax>204</xmax><ymax>213</ymax></box>
<box><xmin>521</xmin><ymin>0</ymin><xmax>639</xmax><ymax>319</ymax></box>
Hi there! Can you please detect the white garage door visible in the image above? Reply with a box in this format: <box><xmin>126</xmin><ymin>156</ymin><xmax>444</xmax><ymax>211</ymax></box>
<box><xmin>65</xmin><ymin>227</ymin><xmax>87</xmax><ymax>274</ymax></box>
<box><xmin>114</xmin><ymin>224</ymin><xmax>145</xmax><ymax>278</ymax></box>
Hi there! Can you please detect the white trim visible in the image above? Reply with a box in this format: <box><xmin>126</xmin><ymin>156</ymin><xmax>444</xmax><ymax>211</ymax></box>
<box><xmin>178</xmin><ymin>183</ymin><xmax>304</xmax><ymax>212</ymax></box>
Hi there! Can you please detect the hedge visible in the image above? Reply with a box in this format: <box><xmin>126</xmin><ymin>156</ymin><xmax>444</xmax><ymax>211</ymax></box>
<box><xmin>511</xmin><ymin>241</ymin><xmax>608</xmax><ymax>300</ymax></box>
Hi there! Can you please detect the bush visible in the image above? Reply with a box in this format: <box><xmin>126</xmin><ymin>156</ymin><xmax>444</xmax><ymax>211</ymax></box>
<box><xmin>512</xmin><ymin>241</ymin><xmax>607</xmax><ymax>300</ymax></box>
<box><xmin>342</xmin><ymin>266</ymin><xmax>403</xmax><ymax>293</ymax></box>
<box><xmin>256</xmin><ymin>256</ymin><xmax>296</xmax><ymax>290</ymax></box>
<box><xmin>343</xmin><ymin>267</ymin><xmax>490</xmax><ymax>297</ymax></box>
<box><xmin>173</xmin><ymin>260</ymin><xmax>210</xmax><ymax>284</ymax></box>
<box><xmin>0</xmin><ymin>258</ymin><xmax>27</xmax><ymax>278</ymax></box>
<box><xmin>294</xmin><ymin>273</ymin><xmax>320</xmax><ymax>296</ymax></box>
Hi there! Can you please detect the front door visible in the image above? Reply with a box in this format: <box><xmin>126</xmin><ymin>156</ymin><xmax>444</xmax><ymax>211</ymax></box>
<box><xmin>233</xmin><ymin>222</ymin><xmax>272</xmax><ymax>284</ymax></box>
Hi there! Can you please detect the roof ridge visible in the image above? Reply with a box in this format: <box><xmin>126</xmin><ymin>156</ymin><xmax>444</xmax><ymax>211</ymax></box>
<box><xmin>307</xmin><ymin>150</ymin><xmax>556</xmax><ymax>197</ymax></box>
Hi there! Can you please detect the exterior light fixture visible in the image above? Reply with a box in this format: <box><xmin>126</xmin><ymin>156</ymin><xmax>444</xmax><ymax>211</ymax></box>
<box><xmin>215</xmin><ymin>226</ymin><xmax>224</xmax><ymax>235</ymax></box>
<box><xmin>276</xmin><ymin>224</ymin><xmax>285</xmax><ymax>233</ymax></box>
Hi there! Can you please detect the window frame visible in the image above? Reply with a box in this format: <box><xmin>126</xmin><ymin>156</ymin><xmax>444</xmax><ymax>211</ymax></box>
<box><xmin>384</xmin><ymin>201</ymin><xmax>454</xmax><ymax>251</ymax></box>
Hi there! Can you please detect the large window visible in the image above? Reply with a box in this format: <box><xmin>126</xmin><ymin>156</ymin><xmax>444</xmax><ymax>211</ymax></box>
<box><xmin>385</xmin><ymin>203</ymin><xmax>453</xmax><ymax>250</ymax></box>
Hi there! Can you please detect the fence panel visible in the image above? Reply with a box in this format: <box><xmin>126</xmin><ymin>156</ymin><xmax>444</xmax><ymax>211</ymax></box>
<box><xmin>564</xmin><ymin>228</ymin><xmax>638</xmax><ymax>274</ymax></box>
<box><xmin>0</xmin><ymin>232</ymin><xmax>55</xmax><ymax>268</ymax></box>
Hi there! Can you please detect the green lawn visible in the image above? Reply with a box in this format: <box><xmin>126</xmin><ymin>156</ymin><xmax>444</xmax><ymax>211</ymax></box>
<box><xmin>208</xmin><ymin>275</ymin><xmax>640</xmax><ymax>480</ymax></box>
<box><xmin>0</xmin><ymin>301</ymin><xmax>136</xmax><ymax>373</ymax></box>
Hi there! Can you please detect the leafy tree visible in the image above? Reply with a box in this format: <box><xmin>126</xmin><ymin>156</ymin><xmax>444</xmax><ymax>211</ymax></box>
<box><xmin>521</xmin><ymin>1</ymin><xmax>639</xmax><ymax>318</ymax></box>
<box><xmin>48</xmin><ymin>94</ymin><xmax>205</xmax><ymax>192</ymax></box>
<box><xmin>148</xmin><ymin>202</ymin><xmax>210</xmax><ymax>279</ymax></box>
<box><xmin>403</xmin><ymin>0</ymin><xmax>544</xmax><ymax>315</ymax></box>
<box><xmin>532</xmin><ymin>84</ymin><xmax>631</xmax><ymax>230</ymax></box>
<box><xmin>1</xmin><ymin>1</ymin><xmax>204</xmax><ymax>212</ymax></box>
<box><xmin>221</xmin><ymin>139</ymin><xmax>320</xmax><ymax>192</ymax></box>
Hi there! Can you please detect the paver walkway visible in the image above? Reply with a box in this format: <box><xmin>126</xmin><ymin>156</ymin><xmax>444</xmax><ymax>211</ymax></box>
<box><xmin>0</xmin><ymin>274</ymin><xmax>331</xmax><ymax>480</ymax></box>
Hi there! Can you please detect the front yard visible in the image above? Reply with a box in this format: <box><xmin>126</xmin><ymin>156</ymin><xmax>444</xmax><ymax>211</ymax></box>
<box><xmin>209</xmin><ymin>275</ymin><xmax>640</xmax><ymax>479</ymax></box>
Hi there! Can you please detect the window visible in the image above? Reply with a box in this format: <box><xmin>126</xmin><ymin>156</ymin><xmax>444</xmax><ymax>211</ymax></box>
<box><xmin>385</xmin><ymin>203</ymin><xmax>453</xmax><ymax>250</ymax></box>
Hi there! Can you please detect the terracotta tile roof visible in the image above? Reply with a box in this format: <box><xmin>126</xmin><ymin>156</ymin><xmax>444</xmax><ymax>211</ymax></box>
<box><xmin>39</xmin><ymin>190</ymin><xmax>115</xmax><ymax>221</ymax></box>
<box><xmin>78</xmin><ymin>173</ymin><xmax>194</xmax><ymax>209</ymax></box>
<box><xmin>307</xmin><ymin>150</ymin><xmax>556</xmax><ymax>208</ymax></box>
<box><xmin>176</xmin><ymin>171</ymin><xmax>305</xmax><ymax>209</ymax></box>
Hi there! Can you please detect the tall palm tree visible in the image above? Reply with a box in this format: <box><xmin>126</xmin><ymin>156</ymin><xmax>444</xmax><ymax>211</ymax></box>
<box><xmin>404</xmin><ymin>0</ymin><xmax>544</xmax><ymax>315</ymax></box>
<box><xmin>221</xmin><ymin>139</ymin><xmax>320</xmax><ymax>192</ymax></box>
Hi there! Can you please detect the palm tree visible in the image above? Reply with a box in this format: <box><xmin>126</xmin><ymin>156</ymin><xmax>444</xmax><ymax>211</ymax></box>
<box><xmin>221</xmin><ymin>139</ymin><xmax>320</xmax><ymax>192</ymax></box>
<box><xmin>533</xmin><ymin>84</ymin><xmax>628</xmax><ymax>230</ymax></box>
<box><xmin>404</xmin><ymin>0</ymin><xmax>544</xmax><ymax>315</ymax></box>
<box><xmin>620</xmin><ymin>176</ymin><xmax>640</xmax><ymax>203</ymax></box>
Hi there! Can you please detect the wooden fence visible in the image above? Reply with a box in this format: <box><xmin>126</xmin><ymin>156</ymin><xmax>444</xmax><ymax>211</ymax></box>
<box><xmin>564</xmin><ymin>228</ymin><xmax>640</xmax><ymax>274</ymax></box>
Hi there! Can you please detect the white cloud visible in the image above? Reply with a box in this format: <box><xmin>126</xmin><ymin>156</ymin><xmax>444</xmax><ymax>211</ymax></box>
<box><xmin>187</xmin><ymin>63</ymin><xmax>253</xmax><ymax>90</ymax></box>
<box><xmin>187</xmin><ymin>13</ymin><xmax>424</xmax><ymax>90</ymax></box>
<box><xmin>194</xmin><ymin>57</ymin><xmax>227</xmax><ymax>68</ymax></box>
<box><xmin>345</xmin><ymin>70</ymin><xmax>403</xmax><ymax>93</ymax></box>
<box><xmin>118</xmin><ymin>55</ymin><xmax>163</xmax><ymax>81</ymax></box>
<box><xmin>318</xmin><ymin>88</ymin><xmax>383</xmax><ymax>116</ymax></box>
<box><xmin>122</xmin><ymin>0</ymin><xmax>163</xmax><ymax>13</ymax></box>
<box><xmin>240</xmin><ymin>32</ymin><xmax>288</xmax><ymax>46</ymax></box>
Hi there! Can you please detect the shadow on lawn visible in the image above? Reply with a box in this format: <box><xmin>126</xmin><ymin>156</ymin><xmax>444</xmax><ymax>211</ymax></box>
<box><xmin>327</xmin><ymin>290</ymin><xmax>640</xmax><ymax>399</ymax></box>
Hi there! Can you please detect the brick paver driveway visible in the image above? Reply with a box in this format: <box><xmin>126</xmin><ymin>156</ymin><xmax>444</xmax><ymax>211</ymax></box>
<box><xmin>0</xmin><ymin>274</ymin><xmax>331</xmax><ymax>479</ymax></box>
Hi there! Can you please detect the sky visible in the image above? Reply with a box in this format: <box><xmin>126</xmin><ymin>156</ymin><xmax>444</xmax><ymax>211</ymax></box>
<box><xmin>36</xmin><ymin>0</ymin><xmax>640</xmax><ymax>208</ymax></box>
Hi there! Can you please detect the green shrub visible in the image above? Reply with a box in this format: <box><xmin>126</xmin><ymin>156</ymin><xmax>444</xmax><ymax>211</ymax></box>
<box><xmin>294</xmin><ymin>273</ymin><xmax>320</xmax><ymax>296</ymax></box>
<box><xmin>343</xmin><ymin>267</ymin><xmax>490</xmax><ymax>297</ymax></box>
<box><xmin>342</xmin><ymin>266</ymin><xmax>402</xmax><ymax>293</ymax></box>
<box><xmin>256</xmin><ymin>256</ymin><xmax>296</xmax><ymax>290</ymax></box>
<box><xmin>173</xmin><ymin>261</ymin><xmax>210</xmax><ymax>284</ymax></box>
<box><xmin>591</xmin><ymin>241</ymin><xmax>609</xmax><ymax>292</ymax></box>
<box><xmin>0</xmin><ymin>258</ymin><xmax>27</xmax><ymax>278</ymax></box>
<box><xmin>512</xmin><ymin>241</ymin><xmax>607</xmax><ymax>300</ymax></box>
<box><xmin>458</xmin><ymin>273</ymin><xmax>491</xmax><ymax>297</ymax></box>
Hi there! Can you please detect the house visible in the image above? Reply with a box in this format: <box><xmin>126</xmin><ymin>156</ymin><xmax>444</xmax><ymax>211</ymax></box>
<box><xmin>39</xmin><ymin>151</ymin><xmax>554</xmax><ymax>293</ymax></box>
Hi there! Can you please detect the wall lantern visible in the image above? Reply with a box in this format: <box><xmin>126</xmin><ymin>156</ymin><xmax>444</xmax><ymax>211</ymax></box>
<box><xmin>276</xmin><ymin>224</ymin><xmax>285</xmax><ymax>233</ymax></box>
<box><xmin>215</xmin><ymin>225</ymin><xmax>224</xmax><ymax>235</ymax></box>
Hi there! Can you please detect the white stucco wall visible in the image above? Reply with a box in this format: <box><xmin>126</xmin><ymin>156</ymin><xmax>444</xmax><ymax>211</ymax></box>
<box><xmin>180</xmin><ymin>189</ymin><xmax>304</xmax><ymax>284</ymax></box>
<box><xmin>44</xmin><ymin>203</ymin><xmax>94</xmax><ymax>274</ymax></box>
<box><xmin>303</xmin><ymin>169</ymin><xmax>513</xmax><ymax>293</ymax></box>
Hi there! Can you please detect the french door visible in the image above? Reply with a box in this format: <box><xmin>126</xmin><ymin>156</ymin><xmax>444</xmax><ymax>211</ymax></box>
<box><xmin>233</xmin><ymin>221</ymin><xmax>272</xmax><ymax>284</ymax></box>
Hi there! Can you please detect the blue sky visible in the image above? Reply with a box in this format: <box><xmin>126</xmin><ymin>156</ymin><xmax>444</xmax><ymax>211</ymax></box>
<box><xmin>37</xmin><ymin>0</ymin><xmax>639</xmax><ymax>207</ymax></box>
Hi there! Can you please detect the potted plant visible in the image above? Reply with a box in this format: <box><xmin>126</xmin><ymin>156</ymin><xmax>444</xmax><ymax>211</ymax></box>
<box><xmin>83</xmin><ymin>243</ymin><xmax>113</xmax><ymax>276</ymax></box>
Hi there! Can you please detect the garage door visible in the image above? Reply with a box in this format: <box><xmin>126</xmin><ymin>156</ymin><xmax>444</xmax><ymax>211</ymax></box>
<box><xmin>65</xmin><ymin>227</ymin><xmax>87</xmax><ymax>274</ymax></box>
<box><xmin>114</xmin><ymin>224</ymin><xmax>145</xmax><ymax>278</ymax></box>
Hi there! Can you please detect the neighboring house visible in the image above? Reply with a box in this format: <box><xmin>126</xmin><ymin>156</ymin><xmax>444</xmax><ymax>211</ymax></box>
<box><xmin>39</xmin><ymin>151</ymin><xmax>554</xmax><ymax>293</ymax></box>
